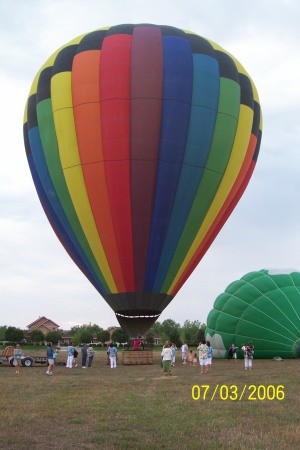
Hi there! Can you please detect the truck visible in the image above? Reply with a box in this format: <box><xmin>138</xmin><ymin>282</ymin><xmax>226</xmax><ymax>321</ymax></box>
<box><xmin>0</xmin><ymin>346</ymin><xmax>47</xmax><ymax>367</ymax></box>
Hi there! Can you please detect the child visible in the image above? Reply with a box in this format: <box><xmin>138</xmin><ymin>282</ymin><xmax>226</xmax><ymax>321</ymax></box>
<box><xmin>188</xmin><ymin>349</ymin><xmax>193</xmax><ymax>365</ymax></box>
<box><xmin>192</xmin><ymin>352</ymin><xmax>198</xmax><ymax>366</ymax></box>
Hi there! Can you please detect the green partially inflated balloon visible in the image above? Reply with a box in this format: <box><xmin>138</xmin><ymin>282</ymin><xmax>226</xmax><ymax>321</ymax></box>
<box><xmin>206</xmin><ymin>269</ymin><xmax>300</xmax><ymax>358</ymax></box>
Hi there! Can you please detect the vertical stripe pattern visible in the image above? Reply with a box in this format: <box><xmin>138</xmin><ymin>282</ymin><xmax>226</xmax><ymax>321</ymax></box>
<box><xmin>24</xmin><ymin>24</ymin><xmax>262</xmax><ymax>334</ymax></box>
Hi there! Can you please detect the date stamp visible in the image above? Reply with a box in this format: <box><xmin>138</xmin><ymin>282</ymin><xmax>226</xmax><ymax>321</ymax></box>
<box><xmin>191</xmin><ymin>384</ymin><xmax>285</xmax><ymax>401</ymax></box>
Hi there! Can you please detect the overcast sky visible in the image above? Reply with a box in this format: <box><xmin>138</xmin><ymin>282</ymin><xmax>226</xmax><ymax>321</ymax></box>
<box><xmin>1</xmin><ymin>0</ymin><xmax>299</xmax><ymax>332</ymax></box>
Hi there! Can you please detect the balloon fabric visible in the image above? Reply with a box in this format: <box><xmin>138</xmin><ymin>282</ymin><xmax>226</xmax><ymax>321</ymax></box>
<box><xmin>206</xmin><ymin>270</ymin><xmax>300</xmax><ymax>359</ymax></box>
<box><xmin>24</xmin><ymin>24</ymin><xmax>262</xmax><ymax>336</ymax></box>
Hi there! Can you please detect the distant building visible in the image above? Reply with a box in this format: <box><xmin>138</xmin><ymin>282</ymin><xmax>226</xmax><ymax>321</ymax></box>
<box><xmin>25</xmin><ymin>318</ymin><xmax>127</xmax><ymax>346</ymax></box>
<box><xmin>153</xmin><ymin>335</ymin><xmax>162</xmax><ymax>346</ymax></box>
<box><xmin>59</xmin><ymin>331</ymin><xmax>73</xmax><ymax>346</ymax></box>
<box><xmin>27</xmin><ymin>316</ymin><xmax>60</xmax><ymax>335</ymax></box>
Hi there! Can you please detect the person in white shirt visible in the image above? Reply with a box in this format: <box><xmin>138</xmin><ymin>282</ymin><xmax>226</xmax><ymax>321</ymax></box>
<box><xmin>197</xmin><ymin>340</ymin><xmax>208</xmax><ymax>374</ymax></box>
<box><xmin>181</xmin><ymin>341</ymin><xmax>188</xmax><ymax>364</ymax></box>
<box><xmin>161</xmin><ymin>342</ymin><xmax>172</xmax><ymax>375</ymax></box>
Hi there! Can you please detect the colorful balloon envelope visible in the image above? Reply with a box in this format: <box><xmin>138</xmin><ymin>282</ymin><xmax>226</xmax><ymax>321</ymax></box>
<box><xmin>23</xmin><ymin>24</ymin><xmax>262</xmax><ymax>336</ymax></box>
<box><xmin>206</xmin><ymin>270</ymin><xmax>300</xmax><ymax>358</ymax></box>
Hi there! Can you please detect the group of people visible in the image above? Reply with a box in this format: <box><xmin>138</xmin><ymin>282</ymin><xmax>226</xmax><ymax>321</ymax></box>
<box><xmin>228</xmin><ymin>342</ymin><xmax>255</xmax><ymax>370</ymax></box>
<box><xmin>161</xmin><ymin>340</ymin><xmax>213</xmax><ymax>375</ymax></box>
<box><xmin>46</xmin><ymin>341</ymin><xmax>85</xmax><ymax>375</ymax></box>
<box><xmin>13</xmin><ymin>339</ymin><xmax>255</xmax><ymax>376</ymax></box>
<box><xmin>181</xmin><ymin>340</ymin><xmax>213</xmax><ymax>373</ymax></box>
<box><xmin>65</xmin><ymin>342</ymin><xmax>95</xmax><ymax>370</ymax></box>
<box><xmin>45</xmin><ymin>341</ymin><xmax>118</xmax><ymax>375</ymax></box>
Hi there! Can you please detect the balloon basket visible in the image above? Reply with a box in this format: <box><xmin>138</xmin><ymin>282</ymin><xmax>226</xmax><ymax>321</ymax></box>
<box><xmin>122</xmin><ymin>350</ymin><xmax>153</xmax><ymax>365</ymax></box>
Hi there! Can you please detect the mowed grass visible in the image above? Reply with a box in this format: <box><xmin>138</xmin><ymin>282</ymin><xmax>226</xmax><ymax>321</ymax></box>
<box><xmin>0</xmin><ymin>349</ymin><xmax>300</xmax><ymax>450</ymax></box>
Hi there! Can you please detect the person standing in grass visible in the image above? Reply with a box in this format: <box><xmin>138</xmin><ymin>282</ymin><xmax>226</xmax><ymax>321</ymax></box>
<box><xmin>192</xmin><ymin>352</ymin><xmax>198</xmax><ymax>366</ymax></box>
<box><xmin>188</xmin><ymin>349</ymin><xmax>193</xmax><ymax>365</ymax></box>
<box><xmin>13</xmin><ymin>344</ymin><xmax>23</xmax><ymax>375</ymax></box>
<box><xmin>244</xmin><ymin>341</ymin><xmax>254</xmax><ymax>371</ymax></box>
<box><xmin>66</xmin><ymin>342</ymin><xmax>74</xmax><ymax>368</ymax></box>
<box><xmin>171</xmin><ymin>343</ymin><xmax>177</xmax><ymax>367</ymax></box>
<box><xmin>107</xmin><ymin>343</ymin><xmax>117</xmax><ymax>368</ymax></box>
<box><xmin>241</xmin><ymin>344</ymin><xmax>247</xmax><ymax>358</ymax></box>
<box><xmin>72</xmin><ymin>347</ymin><xmax>79</xmax><ymax>367</ymax></box>
<box><xmin>161</xmin><ymin>342</ymin><xmax>172</xmax><ymax>375</ymax></box>
<box><xmin>46</xmin><ymin>342</ymin><xmax>55</xmax><ymax>376</ymax></box>
<box><xmin>87</xmin><ymin>344</ymin><xmax>94</xmax><ymax>368</ymax></box>
<box><xmin>197</xmin><ymin>340</ymin><xmax>208</xmax><ymax>374</ymax></box>
<box><xmin>181</xmin><ymin>341</ymin><xmax>188</xmax><ymax>365</ymax></box>
<box><xmin>81</xmin><ymin>343</ymin><xmax>87</xmax><ymax>368</ymax></box>
<box><xmin>228</xmin><ymin>344</ymin><xmax>238</xmax><ymax>362</ymax></box>
<box><xmin>206</xmin><ymin>340</ymin><xmax>213</xmax><ymax>371</ymax></box>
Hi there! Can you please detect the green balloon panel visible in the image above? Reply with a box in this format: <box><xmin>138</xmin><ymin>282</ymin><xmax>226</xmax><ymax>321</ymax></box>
<box><xmin>206</xmin><ymin>270</ymin><xmax>300</xmax><ymax>358</ymax></box>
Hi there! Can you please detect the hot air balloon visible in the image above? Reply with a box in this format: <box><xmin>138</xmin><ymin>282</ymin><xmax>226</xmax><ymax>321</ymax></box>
<box><xmin>206</xmin><ymin>269</ymin><xmax>300</xmax><ymax>359</ymax></box>
<box><xmin>23</xmin><ymin>24</ymin><xmax>262</xmax><ymax>336</ymax></box>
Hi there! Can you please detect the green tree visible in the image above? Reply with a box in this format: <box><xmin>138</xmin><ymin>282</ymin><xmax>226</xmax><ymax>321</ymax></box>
<box><xmin>70</xmin><ymin>325</ymin><xmax>80</xmax><ymax>335</ymax></box>
<box><xmin>145</xmin><ymin>330</ymin><xmax>154</xmax><ymax>346</ymax></box>
<box><xmin>96</xmin><ymin>329</ymin><xmax>110</xmax><ymax>343</ymax></box>
<box><xmin>80</xmin><ymin>329</ymin><xmax>94</xmax><ymax>344</ymax></box>
<box><xmin>182</xmin><ymin>320</ymin><xmax>202</xmax><ymax>344</ymax></box>
<box><xmin>197</xmin><ymin>323</ymin><xmax>207</xmax><ymax>343</ymax></box>
<box><xmin>149</xmin><ymin>321</ymin><xmax>162</xmax><ymax>334</ymax></box>
<box><xmin>90</xmin><ymin>324</ymin><xmax>101</xmax><ymax>334</ymax></box>
<box><xmin>0</xmin><ymin>325</ymin><xmax>7</xmax><ymax>341</ymax></box>
<box><xmin>161</xmin><ymin>319</ymin><xmax>181</xmax><ymax>342</ymax></box>
<box><xmin>30</xmin><ymin>329</ymin><xmax>45</xmax><ymax>344</ymax></box>
<box><xmin>112</xmin><ymin>328</ymin><xmax>129</xmax><ymax>344</ymax></box>
<box><xmin>169</xmin><ymin>328</ymin><xmax>181</xmax><ymax>347</ymax></box>
<box><xmin>70</xmin><ymin>325</ymin><xmax>96</xmax><ymax>345</ymax></box>
<box><xmin>147</xmin><ymin>322</ymin><xmax>163</xmax><ymax>338</ymax></box>
<box><xmin>71</xmin><ymin>331</ymin><xmax>81</xmax><ymax>346</ymax></box>
<box><xmin>5</xmin><ymin>326</ymin><xmax>24</xmax><ymax>343</ymax></box>
<box><xmin>45</xmin><ymin>330</ymin><xmax>62</xmax><ymax>345</ymax></box>
<box><xmin>184</xmin><ymin>331</ymin><xmax>192</xmax><ymax>342</ymax></box>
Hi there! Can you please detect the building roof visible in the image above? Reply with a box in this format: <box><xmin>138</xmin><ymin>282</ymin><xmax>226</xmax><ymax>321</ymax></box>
<box><xmin>27</xmin><ymin>316</ymin><xmax>60</xmax><ymax>329</ymax></box>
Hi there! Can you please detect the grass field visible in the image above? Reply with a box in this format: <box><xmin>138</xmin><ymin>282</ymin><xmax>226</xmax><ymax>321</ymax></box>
<box><xmin>0</xmin><ymin>348</ymin><xmax>299</xmax><ymax>450</ymax></box>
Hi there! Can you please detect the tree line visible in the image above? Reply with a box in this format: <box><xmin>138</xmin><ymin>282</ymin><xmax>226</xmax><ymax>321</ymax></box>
<box><xmin>0</xmin><ymin>320</ymin><xmax>206</xmax><ymax>347</ymax></box>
